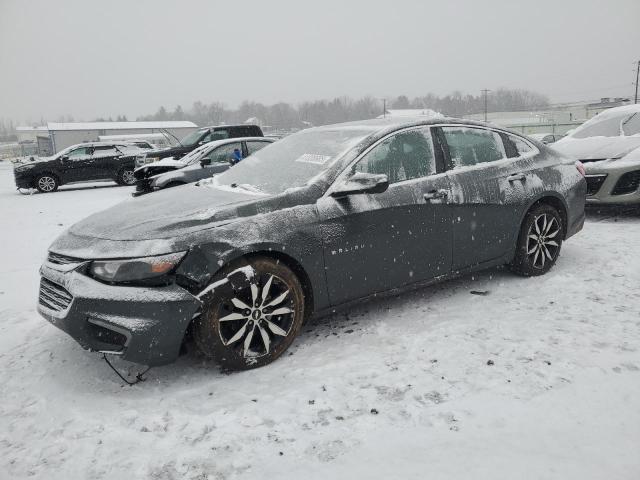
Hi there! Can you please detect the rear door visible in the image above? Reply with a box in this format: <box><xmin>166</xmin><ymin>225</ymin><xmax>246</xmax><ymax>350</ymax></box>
<box><xmin>91</xmin><ymin>145</ymin><xmax>122</xmax><ymax>179</ymax></box>
<box><xmin>436</xmin><ymin>125</ymin><xmax>531</xmax><ymax>271</ymax></box>
<box><xmin>317</xmin><ymin>127</ymin><xmax>452</xmax><ymax>305</ymax></box>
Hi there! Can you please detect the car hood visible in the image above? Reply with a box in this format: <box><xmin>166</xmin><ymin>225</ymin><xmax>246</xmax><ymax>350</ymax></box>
<box><xmin>134</xmin><ymin>157</ymin><xmax>185</xmax><ymax>175</ymax></box>
<box><xmin>64</xmin><ymin>184</ymin><xmax>272</xmax><ymax>243</ymax></box>
<box><xmin>553</xmin><ymin>136</ymin><xmax>640</xmax><ymax>161</ymax></box>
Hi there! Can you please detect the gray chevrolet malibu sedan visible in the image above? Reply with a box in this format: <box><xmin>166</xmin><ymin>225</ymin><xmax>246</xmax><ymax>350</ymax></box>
<box><xmin>38</xmin><ymin>117</ymin><xmax>586</xmax><ymax>370</ymax></box>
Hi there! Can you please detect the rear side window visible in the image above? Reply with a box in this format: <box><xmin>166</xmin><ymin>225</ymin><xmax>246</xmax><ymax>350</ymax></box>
<box><xmin>246</xmin><ymin>141</ymin><xmax>271</xmax><ymax>155</ymax></box>
<box><xmin>441</xmin><ymin>127</ymin><xmax>506</xmax><ymax>168</ymax></box>
<box><xmin>505</xmin><ymin>134</ymin><xmax>534</xmax><ymax>157</ymax></box>
<box><xmin>92</xmin><ymin>146</ymin><xmax>118</xmax><ymax>157</ymax></box>
<box><xmin>355</xmin><ymin>128</ymin><xmax>436</xmax><ymax>184</ymax></box>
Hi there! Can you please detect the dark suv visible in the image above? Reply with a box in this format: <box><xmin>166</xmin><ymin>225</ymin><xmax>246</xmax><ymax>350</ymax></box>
<box><xmin>144</xmin><ymin>125</ymin><xmax>263</xmax><ymax>162</ymax></box>
<box><xmin>13</xmin><ymin>142</ymin><xmax>141</xmax><ymax>192</ymax></box>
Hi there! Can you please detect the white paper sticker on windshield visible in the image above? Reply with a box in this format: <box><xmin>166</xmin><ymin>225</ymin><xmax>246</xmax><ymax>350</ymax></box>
<box><xmin>295</xmin><ymin>154</ymin><xmax>331</xmax><ymax>165</ymax></box>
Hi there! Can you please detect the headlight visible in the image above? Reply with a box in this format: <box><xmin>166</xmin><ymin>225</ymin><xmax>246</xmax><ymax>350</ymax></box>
<box><xmin>16</xmin><ymin>163</ymin><xmax>37</xmax><ymax>171</ymax></box>
<box><xmin>89</xmin><ymin>252</ymin><xmax>186</xmax><ymax>283</ymax></box>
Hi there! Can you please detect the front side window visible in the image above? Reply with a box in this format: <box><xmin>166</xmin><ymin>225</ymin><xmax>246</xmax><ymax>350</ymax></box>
<box><xmin>354</xmin><ymin>128</ymin><xmax>435</xmax><ymax>184</ymax></box>
<box><xmin>67</xmin><ymin>147</ymin><xmax>91</xmax><ymax>159</ymax></box>
<box><xmin>441</xmin><ymin>127</ymin><xmax>506</xmax><ymax>168</ymax></box>
<box><xmin>205</xmin><ymin>143</ymin><xmax>242</xmax><ymax>164</ymax></box>
<box><xmin>508</xmin><ymin>134</ymin><xmax>534</xmax><ymax>156</ymax></box>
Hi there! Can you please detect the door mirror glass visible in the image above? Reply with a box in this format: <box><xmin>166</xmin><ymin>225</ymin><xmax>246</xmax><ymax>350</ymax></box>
<box><xmin>331</xmin><ymin>172</ymin><xmax>389</xmax><ymax>197</ymax></box>
<box><xmin>200</xmin><ymin>158</ymin><xmax>212</xmax><ymax>167</ymax></box>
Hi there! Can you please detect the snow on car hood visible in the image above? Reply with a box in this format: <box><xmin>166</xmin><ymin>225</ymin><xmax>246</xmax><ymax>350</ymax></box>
<box><xmin>66</xmin><ymin>184</ymin><xmax>270</xmax><ymax>242</ymax></box>
<box><xmin>134</xmin><ymin>157</ymin><xmax>184</xmax><ymax>173</ymax></box>
<box><xmin>553</xmin><ymin>136</ymin><xmax>640</xmax><ymax>161</ymax></box>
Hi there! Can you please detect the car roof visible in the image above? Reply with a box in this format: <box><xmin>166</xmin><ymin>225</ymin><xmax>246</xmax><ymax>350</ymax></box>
<box><xmin>311</xmin><ymin>116</ymin><xmax>521</xmax><ymax>139</ymax></box>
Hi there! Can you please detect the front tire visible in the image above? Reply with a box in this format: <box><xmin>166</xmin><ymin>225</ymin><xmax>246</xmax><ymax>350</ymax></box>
<box><xmin>35</xmin><ymin>174</ymin><xmax>58</xmax><ymax>193</ymax></box>
<box><xmin>117</xmin><ymin>167</ymin><xmax>136</xmax><ymax>186</ymax></box>
<box><xmin>510</xmin><ymin>204</ymin><xmax>563</xmax><ymax>276</ymax></box>
<box><xmin>194</xmin><ymin>257</ymin><xmax>305</xmax><ymax>370</ymax></box>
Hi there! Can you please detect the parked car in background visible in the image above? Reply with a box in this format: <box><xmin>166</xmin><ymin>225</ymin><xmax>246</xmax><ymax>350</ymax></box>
<box><xmin>553</xmin><ymin>104</ymin><xmax>640</xmax><ymax>204</ymax></box>
<box><xmin>528</xmin><ymin>133</ymin><xmax>564</xmax><ymax>144</ymax></box>
<box><xmin>38</xmin><ymin>117</ymin><xmax>585</xmax><ymax>370</ymax></box>
<box><xmin>13</xmin><ymin>142</ymin><xmax>142</xmax><ymax>192</ymax></box>
<box><xmin>133</xmin><ymin>137</ymin><xmax>274</xmax><ymax>196</ymax></box>
<box><xmin>141</xmin><ymin>124</ymin><xmax>264</xmax><ymax>163</ymax></box>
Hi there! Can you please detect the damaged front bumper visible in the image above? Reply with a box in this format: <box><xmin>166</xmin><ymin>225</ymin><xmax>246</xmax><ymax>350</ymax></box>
<box><xmin>37</xmin><ymin>260</ymin><xmax>201</xmax><ymax>366</ymax></box>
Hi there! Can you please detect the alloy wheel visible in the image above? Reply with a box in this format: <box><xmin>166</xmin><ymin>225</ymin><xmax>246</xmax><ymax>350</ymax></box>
<box><xmin>122</xmin><ymin>170</ymin><xmax>135</xmax><ymax>185</ymax></box>
<box><xmin>526</xmin><ymin>213</ymin><xmax>560</xmax><ymax>269</ymax></box>
<box><xmin>217</xmin><ymin>273</ymin><xmax>295</xmax><ymax>358</ymax></box>
<box><xmin>38</xmin><ymin>176</ymin><xmax>56</xmax><ymax>192</ymax></box>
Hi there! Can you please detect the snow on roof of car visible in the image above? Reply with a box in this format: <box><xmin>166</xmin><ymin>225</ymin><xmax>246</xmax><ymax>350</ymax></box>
<box><xmin>586</xmin><ymin>104</ymin><xmax>640</xmax><ymax>120</ymax></box>
<box><xmin>46</xmin><ymin>121</ymin><xmax>197</xmax><ymax>131</ymax></box>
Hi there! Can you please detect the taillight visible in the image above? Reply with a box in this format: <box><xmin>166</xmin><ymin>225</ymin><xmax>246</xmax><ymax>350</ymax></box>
<box><xmin>575</xmin><ymin>161</ymin><xmax>585</xmax><ymax>177</ymax></box>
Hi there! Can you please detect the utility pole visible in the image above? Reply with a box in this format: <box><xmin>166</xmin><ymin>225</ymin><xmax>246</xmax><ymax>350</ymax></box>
<box><xmin>635</xmin><ymin>60</ymin><xmax>640</xmax><ymax>104</ymax></box>
<box><xmin>382</xmin><ymin>98</ymin><xmax>387</xmax><ymax>118</ymax></box>
<box><xmin>481</xmin><ymin>89</ymin><xmax>491</xmax><ymax>122</ymax></box>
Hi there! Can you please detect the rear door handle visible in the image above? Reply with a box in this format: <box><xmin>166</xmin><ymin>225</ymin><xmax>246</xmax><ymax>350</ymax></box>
<box><xmin>423</xmin><ymin>189</ymin><xmax>448</xmax><ymax>201</ymax></box>
<box><xmin>507</xmin><ymin>173</ymin><xmax>526</xmax><ymax>182</ymax></box>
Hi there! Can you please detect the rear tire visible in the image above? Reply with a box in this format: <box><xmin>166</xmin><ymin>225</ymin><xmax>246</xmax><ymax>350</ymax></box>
<box><xmin>194</xmin><ymin>257</ymin><xmax>305</xmax><ymax>371</ymax></box>
<box><xmin>117</xmin><ymin>167</ymin><xmax>136</xmax><ymax>186</ymax></box>
<box><xmin>509</xmin><ymin>204</ymin><xmax>563</xmax><ymax>276</ymax></box>
<box><xmin>35</xmin><ymin>174</ymin><xmax>58</xmax><ymax>193</ymax></box>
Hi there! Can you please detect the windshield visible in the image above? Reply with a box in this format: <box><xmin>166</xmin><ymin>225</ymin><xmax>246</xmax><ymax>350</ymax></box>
<box><xmin>210</xmin><ymin>128</ymin><xmax>373</xmax><ymax>195</ymax></box>
<box><xmin>178</xmin><ymin>143</ymin><xmax>212</xmax><ymax>165</ymax></box>
<box><xmin>180</xmin><ymin>129</ymin><xmax>206</xmax><ymax>147</ymax></box>
<box><xmin>571</xmin><ymin>113</ymin><xmax>630</xmax><ymax>139</ymax></box>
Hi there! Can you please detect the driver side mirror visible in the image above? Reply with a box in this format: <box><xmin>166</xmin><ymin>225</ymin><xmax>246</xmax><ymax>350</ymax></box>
<box><xmin>330</xmin><ymin>172</ymin><xmax>389</xmax><ymax>198</ymax></box>
<box><xmin>60</xmin><ymin>155</ymin><xmax>69</xmax><ymax>162</ymax></box>
<box><xmin>200</xmin><ymin>158</ymin><xmax>212</xmax><ymax>168</ymax></box>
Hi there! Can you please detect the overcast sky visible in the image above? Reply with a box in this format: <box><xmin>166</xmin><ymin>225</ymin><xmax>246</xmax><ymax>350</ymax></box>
<box><xmin>1</xmin><ymin>0</ymin><xmax>639</xmax><ymax>124</ymax></box>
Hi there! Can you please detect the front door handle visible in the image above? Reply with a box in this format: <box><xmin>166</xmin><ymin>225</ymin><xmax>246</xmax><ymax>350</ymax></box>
<box><xmin>423</xmin><ymin>189</ymin><xmax>449</xmax><ymax>202</ymax></box>
<box><xmin>507</xmin><ymin>173</ymin><xmax>526</xmax><ymax>182</ymax></box>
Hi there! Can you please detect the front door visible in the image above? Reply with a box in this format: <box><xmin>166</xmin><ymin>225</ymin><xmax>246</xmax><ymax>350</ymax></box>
<box><xmin>317</xmin><ymin>127</ymin><xmax>452</xmax><ymax>306</ymax></box>
<box><xmin>60</xmin><ymin>146</ymin><xmax>95</xmax><ymax>183</ymax></box>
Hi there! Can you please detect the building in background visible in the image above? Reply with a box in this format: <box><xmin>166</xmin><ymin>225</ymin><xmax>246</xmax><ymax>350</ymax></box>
<box><xmin>43</xmin><ymin>121</ymin><xmax>197</xmax><ymax>154</ymax></box>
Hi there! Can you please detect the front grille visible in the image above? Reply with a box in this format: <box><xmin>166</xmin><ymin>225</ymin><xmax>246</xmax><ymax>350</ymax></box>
<box><xmin>39</xmin><ymin>277</ymin><xmax>73</xmax><ymax>311</ymax></box>
<box><xmin>612</xmin><ymin>170</ymin><xmax>640</xmax><ymax>196</ymax></box>
<box><xmin>585</xmin><ymin>174</ymin><xmax>607</xmax><ymax>196</ymax></box>
<box><xmin>47</xmin><ymin>252</ymin><xmax>84</xmax><ymax>265</ymax></box>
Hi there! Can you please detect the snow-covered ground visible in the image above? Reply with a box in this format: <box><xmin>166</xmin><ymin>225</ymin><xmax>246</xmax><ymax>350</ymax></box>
<box><xmin>1</xmin><ymin>161</ymin><xmax>639</xmax><ymax>479</ymax></box>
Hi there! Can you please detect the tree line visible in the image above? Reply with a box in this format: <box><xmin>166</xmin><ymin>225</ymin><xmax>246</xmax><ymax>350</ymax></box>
<box><xmin>2</xmin><ymin>88</ymin><xmax>549</xmax><ymax>136</ymax></box>
<box><xmin>136</xmin><ymin>88</ymin><xmax>549</xmax><ymax>129</ymax></box>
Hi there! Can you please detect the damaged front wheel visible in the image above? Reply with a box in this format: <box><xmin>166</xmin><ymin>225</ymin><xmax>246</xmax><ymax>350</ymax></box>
<box><xmin>194</xmin><ymin>257</ymin><xmax>305</xmax><ymax>370</ymax></box>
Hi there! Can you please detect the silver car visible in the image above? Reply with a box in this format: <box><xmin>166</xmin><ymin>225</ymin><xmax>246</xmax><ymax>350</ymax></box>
<box><xmin>553</xmin><ymin>105</ymin><xmax>640</xmax><ymax>204</ymax></box>
<box><xmin>133</xmin><ymin>137</ymin><xmax>274</xmax><ymax>196</ymax></box>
